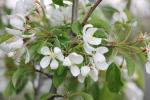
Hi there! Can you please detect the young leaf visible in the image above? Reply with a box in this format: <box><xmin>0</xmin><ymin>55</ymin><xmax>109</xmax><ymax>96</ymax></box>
<box><xmin>12</xmin><ymin>68</ymin><xmax>29</xmax><ymax>93</ymax></box>
<box><xmin>40</xmin><ymin>93</ymin><xmax>55</xmax><ymax>100</ymax></box>
<box><xmin>106</xmin><ymin>63</ymin><xmax>123</xmax><ymax>93</ymax></box>
<box><xmin>125</xmin><ymin>56</ymin><xmax>135</xmax><ymax>76</ymax></box>
<box><xmin>119</xmin><ymin>49</ymin><xmax>135</xmax><ymax>76</ymax></box>
<box><xmin>71</xmin><ymin>21</ymin><xmax>82</xmax><ymax>35</ymax></box>
<box><xmin>52</xmin><ymin>0</ymin><xmax>64</xmax><ymax>6</ymax></box>
<box><xmin>80</xmin><ymin>92</ymin><xmax>94</xmax><ymax>100</ymax></box>
<box><xmin>4</xmin><ymin>81</ymin><xmax>15</xmax><ymax>96</ymax></box>
<box><xmin>53</xmin><ymin>66</ymin><xmax>67</xmax><ymax>87</ymax></box>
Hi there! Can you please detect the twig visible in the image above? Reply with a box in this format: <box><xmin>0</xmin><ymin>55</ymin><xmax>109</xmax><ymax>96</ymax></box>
<box><xmin>71</xmin><ymin>0</ymin><xmax>79</xmax><ymax>23</ymax></box>
<box><xmin>35</xmin><ymin>69</ymin><xmax>52</xmax><ymax>78</ymax></box>
<box><xmin>82</xmin><ymin>0</ymin><xmax>103</xmax><ymax>26</ymax></box>
<box><xmin>70</xmin><ymin>0</ymin><xmax>79</xmax><ymax>37</ymax></box>
<box><xmin>48</xmin><ymin>94</ymin><xmax>64</xmax><ymax>100</ymax></box>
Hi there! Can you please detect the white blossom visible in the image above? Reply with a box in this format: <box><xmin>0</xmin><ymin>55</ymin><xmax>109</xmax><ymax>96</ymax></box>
<box><xmin>112</xmin><ymin>11</ymin><xmax>128</xmax><ymax>23</ymax></box>
<box><xmin>45</xmin><ymin>4</ymin><xmax>72</xmax><ymax>26</ymax></box>
<box><xmin>83</xmin><ymin>24</ymin><xmax>102</xmax><ymax>54</ymax></box>
<box><xmin>124</xmin><ymin>82</ymin><xmax>143</xmax><ymax>100</ymax></box>
<box><xmin>40</xmin><ymin>46</ymin><xmax>64</xmax><ymax>69</ymax></box>
<box><xmin>63</xmin><ymin>52</ymin><xmax>83</xmax><ymax>77</ymax></box>
<box><xmin>0</xmin><ymin>37</ymin><xmax>24</xmax><ymax>57</ymax></box>
<box><xmin>13</xmin><ymin>0</ymin><xmax>35</xmax><ymax>16</ymax></box>
<box><xmin>77</xmin><ymin>66</ymin><xmax>90</xmax><ymax>83</ymax></box>
<box><xmin>77</xmin><ymin>65</ymin><xmax>100</xmax><ymax>83</ymax></box>
<box><xmin>92</xmin><ymin>47</ymin><xmax>109</xmax><ymax>70</ymax></box>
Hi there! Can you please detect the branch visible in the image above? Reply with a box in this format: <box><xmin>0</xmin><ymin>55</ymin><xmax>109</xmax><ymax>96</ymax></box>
<box><xmin>71</xmin><ymin>0</ymin><xmax>79</xmax><ymax>23</ymax></box>
<box><xmin>35</xmin><ymin>69</ymin><xmax>52</xmax><ymax>78</ymax></box>
<box><xmin>82</xmin><ymin>0</ymin><xmax>103</xmax><ymax>26</ymax></box>
<box><xmin>48</xmin><ymin>94</ymin><xmax>64</xmax><ymax>100</ymax></box>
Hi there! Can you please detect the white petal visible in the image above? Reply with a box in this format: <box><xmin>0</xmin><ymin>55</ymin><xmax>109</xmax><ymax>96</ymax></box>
<box><xmin>15</xmin><ymin>0</ymin><xmax>26</xmax><ymax>15</ymax></box>
<box><xmin>40</xmin><ymin>56</ymin><xmax>51</xmax><ymax>69</ymax></box>
<box><xmin>70</xmin><ymin>66</ymin><xmax>80</xmax><ymax>77</ymax></box>
<box><xmin>78</xmin><ymin>74</ymin><xmax>86</xmax><ymax>83</ymax></box>
<box><xmin>83</xmin><ymin>24</ymin><xmax>93</xmax><ymax>35</ymax></box>
<box><xmin>68</xmin><ymin>52</ymin><xmax>83</xmax><ymax>64</ymax></box>
<box><xmin>41</xmin><ymin>46</ymin><xmax>50</xmax><ymax>55</ymax></box>
<box><xmin>63</xmin><ymin>57</ymin><xmax>72</xmax><ymax>66</ymax></box>
<box><xmin>8</xmin><ymin>37</ymin><xmax>23</xmax><ymax>50</ymax></box>
<box><xmin>9</xmin><ymin>15</ymin><xmax>25</xmax><ymax>30</ymax></box>
<box><xmin>85</xmin><ymin>28</ymin><xmax>97</xmax><ymax>39</ymax></box>
<box><xmin>88</xmin><ymin>37</ymin><xmax>102</xmax><ymax>45</ymax></box>
<box><xmin>89</xmin><ymin>67</ymin><xmax>98</xmax><ymax>81</ymax></box>
<box><xmin>24</xmin><ymin>0</ymin><xmax>35</xmax><ymax>10</ymax></box>
<box><xmin>96</xmin><ymin>62</ymin><xmax>109</xmax><ymax>70</ymax></box>
<box><xmin>96</xmin><ymin>47</ymin><xmax>109</xmax><ymax>54</ymax></box>
<box><xmin>112</xmin><ymin>11</ymin><xmax>127</xmax><ymax>23</ymax></box>
<box><xmin>50</xmin><ymin>59</ymin><xmax>59</xmax><ymax>69</ymax></box>
<box><xmin>1</xmin><ymin>37</ymin><xmax>24</xmax><ymax>52</ymax></box>
<box><xmin>54</xmin><ymin>47</ymin><xmax>64</xmax><ymax>61</ymax></box>
<box><xmin>5</xmin><ymin>28</ymin><xmax>22</xmax><ymax>36</ymax></box>
<box><xmin>81</xmin><ymin>66</ymin><xmax>90</xmax><ymax>76</ymax></box>
<box><xmin>93</xmin><ymin>53</ymin><xmax>106</xmax><ymax>63</ymax></box>
<box><xmin>83</xmin><ymin>43</ymin><xmax>95</xmax><ymax>55</ymax></box>
<box><xmin>146</xmin><ymin>62</ymin><xmax>150</xmax><ymax>74</ymax></box>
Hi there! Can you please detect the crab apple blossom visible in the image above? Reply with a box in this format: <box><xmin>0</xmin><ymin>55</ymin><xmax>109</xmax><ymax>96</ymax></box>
<box><xmin>92</xmin><ymin>46</ymin><xmax>109</xmax><ymax>70</ymax></box>
<box><xmin>83</xmin><ymin>24</ymin><xmax>102</xmax><ymax>54</ymax></box>
<box><xmin>40</xmin><ymin>46</ymin><xmax>64</xmax><ymax>69</ymax></box>
<box><xmin>112</xmin><ymin>10</ymin><xmax>128</xmax><ymax>23</ymax></box>
<box><xmin>63</xmin><ymin>52</ymin><xmax>83</xmax><ymax>77</ymax></box>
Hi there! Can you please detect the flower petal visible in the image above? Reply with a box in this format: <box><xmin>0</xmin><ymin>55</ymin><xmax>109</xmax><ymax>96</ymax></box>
<box><xmin>85</xmin><ymin>28</ymin><xmax>97</xmax><ymax>38</ymax></box>
<box><xmin>70</xmin><ymin>66</ymin><xmax>80</xmax><ymax>77</ymax></box>
<box><xmin>9</xmin><ymin>15</ymin><xmax>25</xmax><ymax>30</ymax></box>
<box><xmin>40</xmin><ymin>56</ymin><xmax>51</xmax><ymax>69</ymax></box>
<box><xmin>83</xmin><ymin>43</ymin><xmax>95</xmax><ymax>55</ymax></box>
<box><xmin>81</xmin><ymin>66</ymin><xmax>90</xmax><ymax>76</ymax></box>
<box><xmin>146</xmin><ymin>62</ymin><xmax>150</xmax><ymax>74</ymax></box>
<box><xmin>54</xmin><ymin>47</ymin><xmax>64</xmax><ymax>61</ymax></box>
<box><xmin>50</xmin><ymin>59</ymin><xmax>59</xmax><ymax>69</ymax></box>
<box><xmin>96</xmin><ymin>47</ymin><xmax>109</xmax><ymax>54</ymax></box>
<box><xmin>93</xmin><ymin>53</ymin><xmax>106</xmax><ymax>63</ymax></box>
<box><xmin>89</xmin><ymin>67</ymin><xmax>98</xmax><ymax>81</ymax></box>
<box><xmin>68</xmin><ymin>52</ymin><xmax>83</xmax><ymax>64</ymax></box>
<box><xmin>96</xmin><ymin>62</ymin><xmax>109</xmax><ymax>70</ymax></box>
<box><xmin>88</xmin><ymin>37</ymin><xmax>102</xmax><ymax>45</ymax></box>
<box><xmin>1</xmin><ymin>37</ymin><xmax>24</xmax><ymax>52</ymax></box>
<box><xmin>78</xmin><ymin>74</ymin><xmax>86</xmax><ymax>83</ymax></box>
<box><xmin>5</xmin><ymin>28</ymin><xmax>22</xmax><ymax>36</ymax></box>
<box><xmin>83</xmin><ymin>24</ymin><xmax>93</xmax><ymax>35</ymax></box>
<box><xmin>63</xmin><ymin>57</ymin><xmax>72</xmax><ymax>66</ymax></box>
<box><xmin>41</xmin><ymin>46</ymin><xmax>50</xmax><ymax>55</ymax></box>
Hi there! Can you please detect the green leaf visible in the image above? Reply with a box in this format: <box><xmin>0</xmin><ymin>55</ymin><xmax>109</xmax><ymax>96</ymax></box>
<box><xmin>71</xmin><ymin>21</ymin><xmax>82</xmax><ymax>35</ymax></box>
<box><xmin>4</xmin><ymin>81</ymin><xmax>15</xmax><ymax>96</ymax></box>
<box><xmin>106</xmin><ymin>63</ymin><xmax>123</xmax><ymax>93</ymax></box>
<box><xmin>125</xmin><ymin>56</ymin><xmax>135</xmax><ymax>76</ymax></box>
<box><xmin>0</xmin><ymin>34</ymin><xmax>12</xmax><ymax>43</ymax></box>
<box><xmin>40</xmin><ymin>93</ymin><xmax>55</xmax><ymax>100</ymax></box>
<box><xmin>52</xmin><ymin>0</ymin><xmax>64</xmax><ymax>6</ymax></box>
<box><xmin>12</xmin><ymin>68</ymin><xmax>29</xmax><ymax>93</ymax></box>
<box><xmin>53</xmin><ymin>66</ymin><xmax>67</xmax><ymax>87</ymax></box>
<box><xmin>80</xmin><ymin>92</ymin><xmax>94</xmax><ymax>100</ymax></box>
<box><xmin>119</xmin><ymin>49</ymin><xmax>135</xmax><ymax>76</ymax></box>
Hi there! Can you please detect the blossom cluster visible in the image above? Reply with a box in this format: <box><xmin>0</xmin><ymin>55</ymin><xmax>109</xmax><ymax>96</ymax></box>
<box><xmin>40</xmin><ymin>24</ymin><xmax>109</xmax><ymax>83</ymax></box>
<box><xmin>0</xmin><ymin>0</ymin><xmax>150</xmax><ymax>85</ymax></box>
